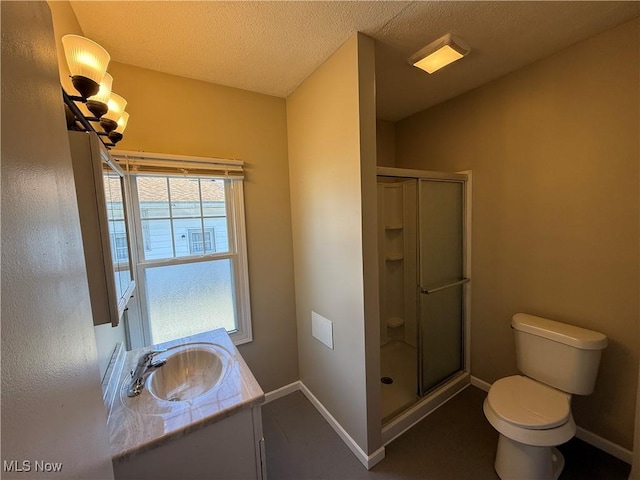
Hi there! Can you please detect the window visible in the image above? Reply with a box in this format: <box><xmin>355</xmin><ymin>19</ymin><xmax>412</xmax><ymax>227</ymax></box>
<box><xmin>112</xmin><ymin>150</ymin><xmax>250</xmax><ymax>348</ymax></box>
<box><xmin>112</xmin><ymin>234</ymin><xmax>129</xmax><ymax>261</ymax></box>
<box><xmin>188</xmin><ymin>228</ymin><xmax>215</xmax><ymax>255</ymax></box>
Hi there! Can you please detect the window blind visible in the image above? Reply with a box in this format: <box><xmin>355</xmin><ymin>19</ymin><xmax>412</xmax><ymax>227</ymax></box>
<box><xmin>110</xmin><ymin>149</ymin><xmax>244</xmax><ymax>178</ymax></box>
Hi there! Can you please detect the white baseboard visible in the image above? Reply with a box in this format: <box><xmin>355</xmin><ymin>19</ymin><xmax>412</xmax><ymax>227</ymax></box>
<box><xmin>264</xmin><ymin>381</ymin><xmax>301</xmax><ymax>404</ymax></box>
<box><xmin>470</xmin><ymin>376</ymin><xmax>632</xmax><ymax>465</ymax></box>
<box><xmin>470</xmin><ymin>375</ymin><xmax>491</xmax><ymax>392</ymax></box>
<box><xmin>298</xmin><ymin>382</ymin><xmax>385</xmax><ymax>470</ymax></box>
<box><xmin>264</xmin><ymin>381</ymin><xmax>385</xmax><ymax>469</ymax></box>
<box><xmin>575</xmin><ymin>427</ymin><xmax>632</xmax><ymax>465</ymax></box>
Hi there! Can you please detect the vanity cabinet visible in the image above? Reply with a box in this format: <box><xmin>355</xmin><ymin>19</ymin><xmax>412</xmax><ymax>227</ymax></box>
<box><xmin>106</xmin><ymin>329</ymin><xmax>266</xmax><ymax>480</ymax></box>
<box><xmin>69</xmin><ymin>131</ymin><xmax>135</xmax><ymax>326</ymax></box>
<box><xmin>112</xmin><ymin>406</ymin><xmax>266</xmax><ymax>480</ymax></box>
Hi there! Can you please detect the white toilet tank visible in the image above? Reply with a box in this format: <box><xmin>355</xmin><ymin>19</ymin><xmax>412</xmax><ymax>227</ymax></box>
<box><xmin>512</xmin><ymin>313</ymin><xmax>607</xmax><ymax>395</ymax></box>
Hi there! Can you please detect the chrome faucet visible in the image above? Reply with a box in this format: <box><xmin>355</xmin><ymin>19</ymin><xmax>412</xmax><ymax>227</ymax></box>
<box><xmin>127</xmin><ymin>349</ymin><xmax>167</xmax><ymax>397</ymax></box>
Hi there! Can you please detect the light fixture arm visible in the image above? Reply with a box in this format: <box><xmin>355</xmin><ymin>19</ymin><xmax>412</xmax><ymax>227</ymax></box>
<box><xmin>63</xmin><ymin>89</ymin><xmax>116</xmax><ymax>148</ymax></box>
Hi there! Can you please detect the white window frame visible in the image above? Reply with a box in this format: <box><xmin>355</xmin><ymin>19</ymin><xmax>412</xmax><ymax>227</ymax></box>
<box><xmin>111</xmin><ymin>149</ymin><xmax>251</xmax><ymax>349</ymax></box>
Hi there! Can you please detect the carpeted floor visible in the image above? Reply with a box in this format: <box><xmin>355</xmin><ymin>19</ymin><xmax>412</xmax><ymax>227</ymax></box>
<box><xmin>262</xmin><ymin>386</ymin><xmax>631</xmax><ymax>480</ymax></box>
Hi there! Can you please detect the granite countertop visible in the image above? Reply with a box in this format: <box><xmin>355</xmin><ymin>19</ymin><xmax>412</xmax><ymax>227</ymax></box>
<box><xmin>104</xmin><ymin>328</ymin><xmax>265</xmax><ymax>462</ymax></box>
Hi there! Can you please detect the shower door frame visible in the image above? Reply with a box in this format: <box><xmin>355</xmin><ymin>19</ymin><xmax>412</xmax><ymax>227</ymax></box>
<box><xmin>377</xmin><ymin>166</ymin><xmax>472</xmax><ymax>394</ymax></box>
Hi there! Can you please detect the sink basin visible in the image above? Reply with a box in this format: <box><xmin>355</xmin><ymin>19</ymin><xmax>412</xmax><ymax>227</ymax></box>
<box><xmin>147</xmin><ymin>346</ymin><xmax>226</xmax><ymax>402</ymax></box>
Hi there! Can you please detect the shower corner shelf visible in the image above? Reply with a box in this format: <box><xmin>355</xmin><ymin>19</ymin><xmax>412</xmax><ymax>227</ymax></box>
<box><xmin>385</xmin><ymin>253</ymin><xmax>404</xmax><ymax>261</ymax></box>
<box><xmin>387</xmin><ymin>317</ymin><xmax>405</xmax><ymax>328</ymax></box>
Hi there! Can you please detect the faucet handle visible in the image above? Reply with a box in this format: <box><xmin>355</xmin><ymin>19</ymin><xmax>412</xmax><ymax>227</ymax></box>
<box><xmin>143</xmin><ymin>348</ymin><xmax>167</xmax><ymax>362</ymax></box>
<box><xmin>149</xmin><ymin>358</ymin><xmax>167</xmax><ymax>369</ymax></box>
<box><xmin>135</xmin><ymin>348</ymin><xmax>167</xmax><ymax>368</ymax></box>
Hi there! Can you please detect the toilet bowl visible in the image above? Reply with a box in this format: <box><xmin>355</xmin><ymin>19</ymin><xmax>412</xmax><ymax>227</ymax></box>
<box><xmin>484</xmin><ymin>375</ymin><xmax>576</xmax><ymax>479</ymax></box>
<box><xmin>484</xmin><ymin>314</ymin><xmax>607</xmax><ymax>480</ymax></box>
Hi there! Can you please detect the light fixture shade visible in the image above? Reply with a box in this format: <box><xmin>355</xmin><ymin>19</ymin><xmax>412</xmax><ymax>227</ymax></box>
<box><xmin>103</xmin><ymin>93</ymin><xmax>127</xmax><ymax>122</ymax></box>
<box><xmin>85</xmin><ymin>72</ymin><xmax>113</xmax><ymax>118</ymax></box>
<box><xmin>88</xmin><ymin>72</ymin><xmax>113</xmax><ymax>105</ymax></box>
<box><xmin>115</xmin><ymin>111</ymin><xmax>129</xmax><ymax>134</ymax></box>
<box><xmin>62</xmin><ymin>34</ymin><xmax>110</xmax><ymax>85</ymax></box>
<box><xmin>410</xmin><ymin>34</ymin><xmax>470</xmax><ymax>74</ymax></box>
<box><xmin>108</xmin><ymin>110</ymin><xmax>129</xmax><ymax>144</ymax></box>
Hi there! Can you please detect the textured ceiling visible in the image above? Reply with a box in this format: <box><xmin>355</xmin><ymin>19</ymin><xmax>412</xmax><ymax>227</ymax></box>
<box><xmin>70</xmin><ymin>1</ymin><xmax>639</xmax><ymax>122</ymax></box>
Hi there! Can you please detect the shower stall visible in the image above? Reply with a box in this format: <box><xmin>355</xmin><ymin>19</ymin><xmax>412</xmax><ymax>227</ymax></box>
<box><xmin>377</xmin><ymin>167</ymin><xmax>471</xmax><ymax>439</ymax></box>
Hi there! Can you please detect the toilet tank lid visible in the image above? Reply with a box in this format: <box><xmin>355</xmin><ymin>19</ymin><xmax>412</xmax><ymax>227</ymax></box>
<box><xmin>512</xmin><ymin>313</ymin><xmax>607</xmax><ymax>350</ymax></box>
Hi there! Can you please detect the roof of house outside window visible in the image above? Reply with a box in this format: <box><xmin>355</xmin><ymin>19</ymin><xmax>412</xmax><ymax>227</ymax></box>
<box><xmin>105</xmin><ymin>177</ymin><xmax>225</xmax><ymax>203</ymax></box>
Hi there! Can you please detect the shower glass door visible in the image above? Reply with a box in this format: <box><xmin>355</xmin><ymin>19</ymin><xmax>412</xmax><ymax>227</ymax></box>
<box><xmin>418</xmin><ymin>179</ymin><xmax>466</xmax><ymax>395</ymax></box>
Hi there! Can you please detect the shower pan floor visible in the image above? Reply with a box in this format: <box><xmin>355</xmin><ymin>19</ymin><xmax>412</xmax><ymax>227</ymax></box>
<box><xmin>380</xmin><ymin>340</ymin><xmax>418</xmax><ymax>423</ymax></box>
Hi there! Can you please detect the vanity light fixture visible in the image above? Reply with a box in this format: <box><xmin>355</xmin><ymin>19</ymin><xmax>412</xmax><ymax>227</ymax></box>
<box><xmin>410</xmin><ymin>33</ymin><xmax>470</xmax><ymax>74</ymax></box>
<box><xmin>108</xmin><ymin>111</ymin><xmax>129</xmax><ymax>144</ymax></box>
<box><xmin>62</xmin><ymin>35</ymin><xmax>130</xmax><ymax>147</ymax></box>
<box><xmin>62</xmin><ymin>34</ymin><xmax>111</xmax><ymax>98</ymax></box>
<box><xmin>86</xmin><ymin>72</ymin><xmax>113</xmax><ymax>118</ymax></box>
<box><xmin>100</xmin><ymin>93</ymin><xmax>128</xmax><ymax>133</ymax></box>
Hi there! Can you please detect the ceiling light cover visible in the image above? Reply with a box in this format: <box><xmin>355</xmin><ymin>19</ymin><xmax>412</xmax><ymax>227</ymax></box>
<box><xmin>103</xmin><ymin>93</ymin><xmax>127</xmax><ymax>122</ymax></box>
<box><xmin>62</xmin><ymin>34</ymin><xmax>111</xmax><ymax>84</ymax></box>
<box><xmin>410</xmin><ymin>34</ymin><xmax>470</xmax><ymax>74</ymax></box>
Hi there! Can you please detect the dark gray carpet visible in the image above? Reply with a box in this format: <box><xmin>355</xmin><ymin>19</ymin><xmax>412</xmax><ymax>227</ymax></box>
<box><xmin>262</xmin><ymin>386</ymin><xmax>630</xmax><ymax>480</ymax></box>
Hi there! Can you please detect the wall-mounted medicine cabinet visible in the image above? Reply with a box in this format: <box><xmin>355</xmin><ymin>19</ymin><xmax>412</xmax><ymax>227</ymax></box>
<box><xmin>69</xmin><ymin>131</ymin><xmax>135</xmax><ymax>327</ymax></box>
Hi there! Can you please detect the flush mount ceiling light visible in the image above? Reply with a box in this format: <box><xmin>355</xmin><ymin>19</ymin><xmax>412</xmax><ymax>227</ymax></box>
<box><xmin>410</xmin><ymin>33</ymin><xmax>470</xmax><ymax>74</ymax></box>
<box><xmin>62</xmin><ymin>35</ymin><xmax>130</xmax><ymax>147</ymax></box>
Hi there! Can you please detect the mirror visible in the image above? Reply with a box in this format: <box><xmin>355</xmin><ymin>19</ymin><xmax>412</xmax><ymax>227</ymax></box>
<box><xmin>68</xmin><ymin>131</ymin><xmax>135</xmax><ymax>327</ymax></box>
<box><xmin>102</xmin><ymin>158</ymin><xmax>135</xmax><ymax>322</ymax></box>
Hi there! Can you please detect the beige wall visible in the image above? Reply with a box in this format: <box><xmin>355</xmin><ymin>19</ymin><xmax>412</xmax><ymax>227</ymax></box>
<box><xmin>107</xmin><ymin>62</ymin><xmax>298</xmax><ymax>392</ymax></box>
<box><xmin>633</xmin><ymin>362</ymin><xmax>640</xmax><ymax>476</ymax></box>
<box><xmin>47</xmin><ymin>0</ymin><xmax>81</xmax><ymax>92</ymax></box>
<box><xmin>287</xmin><ymin>33</ymin><xmax>381</xmax><ymax>455</ymax></box>
<box><xmin>358</xmin><ymin>34</ymin><xmax>383</xmax><ymax>454</ymax></box>
<box><xmin>48</xmin><ymin>2</ymin><xmax>298</xmax><ymax>393</ymax></box>
<box><xmin>376</xmin><ymin>119</ymin><xmax>396</xmax><ymax>167</ymax></box>
<box><xmin>395</xmin><ymin>19</ymin><xmax>639</xmax><ymax>450</ymax></box>
<box><xmin>633</xmin><ymin>91</ymin><xmax>640</xmax><ymax>478</ymax></box>
<box><xmin>1</xmin><ymin>2</ymin><xmax>114</xmax><ymax>477</ymax></box>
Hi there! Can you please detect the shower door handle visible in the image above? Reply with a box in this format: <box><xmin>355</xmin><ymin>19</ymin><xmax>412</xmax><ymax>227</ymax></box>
<box><xmin>421</xmin><ymin>278</ymin><xmax>470</xmax><ymax>295</ymax></box>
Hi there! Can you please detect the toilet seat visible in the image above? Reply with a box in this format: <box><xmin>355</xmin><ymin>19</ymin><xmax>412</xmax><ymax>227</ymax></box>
<box><xmin>484</xmin><ymin>375</ymin><xmax>576</xmax><ymax>448</ymax></box>
<box><xmin>487</xmin><ymin>375</ymin><xmax>571</xmax><ymax>429</ymax></box>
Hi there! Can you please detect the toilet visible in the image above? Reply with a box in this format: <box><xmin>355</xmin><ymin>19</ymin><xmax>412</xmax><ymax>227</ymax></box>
<box><xmin>483</xmin><ymin>313</ymin><xmax>607</xmax><ymax>480</ymax></box>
